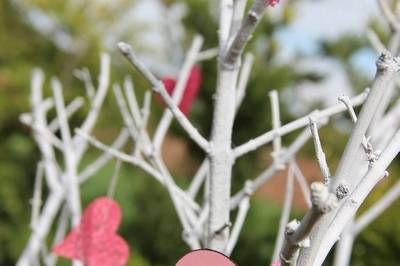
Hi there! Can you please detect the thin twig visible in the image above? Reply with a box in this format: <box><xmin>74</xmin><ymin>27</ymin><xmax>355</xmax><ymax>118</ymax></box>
<box><xmin>107</xmin><ymin>160</ymin><xmax>122</xmax><ymax>198</ymax></box>
<box><xmin>272</xmin><ymin>163</ymin><xmax>295</xmax><ymax>262</ymax></box>
<box><xmin>292</xmin><ymin>161</ymin><xmax>312</xmax><ymax>208</ymax></box>
<box><xmin>223</xmin><ymin>0</ymin><xmax>268</xmax><ymax>67</ymax></box>
<box><xmin>309</xmin><ymin>116</ymin><xmax>331</xmax><ymax>184</ymax></box>
<box><xmin>231</xmin><ymin>127</ymin><xmax>314</xmax><ymax>209</ymax></box>
<box><xmin>352</xmin><ymin>178</ymin><xmax>400</xmax><ymax>235</ymax></box>
<box><xmin>30</xmin><ymin>162</ymin><xmax>44</xmax><ymax>229</ymax></box>
<box><xmin>74</xmin><ymin>68</ymin><xmax>95</xmax><ymax>101</ymax></box>
<box><xmin>196</xmin><ymin>47</ymin><xmax>219</xmax><ymax>62</ymax></box>
<box><xmin>118</xmin><ymin>42</ymin><xmax>209</xmax><ymax>152</ymax></box>
<box><xmin>73</xmin><ymin>53</ymin><xmax>111</xmax><ymax>157</ymax></box>
<box><xmin>235</xmin><ymin>53</ymin><xmax>254</xmax><ymax>111</ymax></box>
<box><xmin>51</xmin><ymin>78</ymin><xmax>82</xmax><ymax>226</ymax></box>
<box><xmin>75</xmin><ymin>129</ymin><xmax>200</xmax><ymax>212</ymax></box>
<box><xmin>152</xmin><ymin>35</ymin><xmax>204</xmax><ymax>150</ymax></box>
<box><xmin>79</xmin><ymin>129</ymin><xmax>130</xmax><ymax>183</ymax></box>
<box><xmin>366</xmin><ymin>29</ymin><xmax>386</xmax><ymax>53</ymax></box>
<box><xmin>234</xmin><ymin>90</ymin><xmax>369</xmax><ymax>158</ymax></box>
<box><xmin>378</xmin><ymin>0</ymin><xmax>400</xmax><ymax>31</ymax></box>
<box><xmin>226</xmin><ymin>194</ymin><xmax>250</xmax><ymax>255</ymax></box>
<box><xmin>270</xmin><ymin>90</ymin><xmax>283</xmax><ymax>163</ymax></box>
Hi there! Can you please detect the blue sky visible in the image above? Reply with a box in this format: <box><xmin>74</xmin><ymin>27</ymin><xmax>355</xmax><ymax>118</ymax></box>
<box><xmin>273</xmin><ymin>0</ymin><xmax>380</xmax><ymax>77</ymax></box>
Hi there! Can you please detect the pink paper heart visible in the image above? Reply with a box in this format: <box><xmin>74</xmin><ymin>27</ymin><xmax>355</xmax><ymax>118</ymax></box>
<box><xmin>159</xmin><ymin>65</ymin><xmax>202</xmax><ymax>116</ymax></box>
<box><xmin>175</xmin><ymin>249</ymin><xmax>236</xmax><ymax>266</ymax></box>
<box><xmin>267</xmin><ymin>0</ymin><xmax>280</xmax><ymax>7</ymax></box>
<box><xmin>53</xmin><ymin>197</ymin><xmax>129</xmax><ymax>266</ymax></box>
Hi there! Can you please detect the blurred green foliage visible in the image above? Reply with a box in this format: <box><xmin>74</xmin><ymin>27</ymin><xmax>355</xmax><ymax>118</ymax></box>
<box><xmin>1</xmin><ymin>0</ymin><xmax>400</xmax><ymax>265</ymax></box>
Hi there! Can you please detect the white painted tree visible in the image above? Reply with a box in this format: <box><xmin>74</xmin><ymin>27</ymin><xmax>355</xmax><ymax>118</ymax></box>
<box><xmin>17</xmin><ymin>0</ymin><xmax>400</xmax><ymax>265</ymax></box>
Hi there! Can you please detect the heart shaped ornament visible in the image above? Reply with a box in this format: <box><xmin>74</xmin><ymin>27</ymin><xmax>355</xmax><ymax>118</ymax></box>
<box><xmin>159</xmin><ymin>65</ymin><xmax>202</xmax><ymax>116</ymax></box>
<box><xmin>175</xmin><ymin>249</ymin><xmax>236</xmax><ymax>266</ymax></box>
<box><xmin>53</xmin><ymin>197</ymin><xmax>129</xmax><ymax>266</ymax></box>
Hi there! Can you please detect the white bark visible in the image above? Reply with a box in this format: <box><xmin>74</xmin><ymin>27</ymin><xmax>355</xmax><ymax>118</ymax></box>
<box><xmin>297</xmin><ymin>52</ymin><xmax>400</xmax><ymax>266</ymax></box>
<box><xmin>272</xmin><ymin>164</ymin><xmax>294</xmax><ymax>262</ymax></box>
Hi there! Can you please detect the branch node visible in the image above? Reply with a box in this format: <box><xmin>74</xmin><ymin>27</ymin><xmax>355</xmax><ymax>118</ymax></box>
<box><xmin>285</xmin><ymin>219</ymin><xmax>300</xmax><ymax>235</ymax></box>
<box><xmin>244</xmin><ymin>180</ymin><xmax>254</xmax><ymax>197</ymax></box>
<box><xmin>214</xmin><ymin>222</ymin><xmax>233</xmax><ymax>235</ymax></box>
<box><xmin>298</xmin><ymin>238</ymin><xmax>311</xmax><ymax>248</ymax></box>
<box><xmin>335</xmin><ymin>182</ymin><xmax>350</xmax><ymax>200</ymax></box>
<box><xmin>311</xmin><ymin>182</ymin><xmax>338</xmax><ymax>213</ymax></box>
<box><xmin>376</xmin><ymin>51</ymin><xmax>400</xmax><ymax>73</ymax></box>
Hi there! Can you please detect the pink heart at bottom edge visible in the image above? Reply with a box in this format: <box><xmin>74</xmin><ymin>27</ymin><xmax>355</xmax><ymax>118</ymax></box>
<box><xmin>175</xmin><ymin>249</ymin><xmax>236</xmax><ymax>266</ymax></box>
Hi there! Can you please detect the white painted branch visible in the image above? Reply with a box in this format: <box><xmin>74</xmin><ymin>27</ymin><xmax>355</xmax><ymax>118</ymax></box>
<box><xmin>113</xmin><ymin>84</ymin><xmax>141</xmax><ymax>142</ymax></box>
<box><xmin>79</xmin><ymin>129</ymin><xmax>130</xmax><ymax>183</ymax></box>
<box><xmin>272</xmin><ymin>164</ymin><xmax>294</xmax><ymax>262</ymax></box>
<box><xmin>280</xmin><ymin>182</ymin><xmax>338</xmax><ymax>266</ymax></box>
<box><xmin>309</xmin><ymin>116</ymin><xmax>331</xmax><ymax>184</ymax></box>
<box><xmin>370</xmin><ymin>81</ymin><xmax>396</xmax><ymax>131</ymax></box>
<box><xmin>187</xmin><ymin>51</ymin><xmax>253</xmax><ymax>203</ymax></box>
<box><xmin>30</xmin><ymin>162</ymin><xmax>44</xmax><ymax>229</ymax></box>
<box><xmin>378</xmin><ymin>0</ymin><xmax>400</xmax><ymax>32</ymax></box>
<box><xmin>74</xmin><ymin>68</ymin><xmax>95</xmax><ymax>101</ymax></box>
<box><xmin>75</xmin><ymin>129</ymin><xmax>200</xmax><ymax>212</ymax></box>
<box><xmin>152</xmin><ymin>157</ymin><xmax>201</xmax><ymax>249</ymax></box>
<box><xmin>17</xmin><ymin>192</ymin><xmax>64</xmax><ymax>266</ymax></box>
<box><xmin>193</xmin><ymin>203</ymin><xmax>210</xmax><ymax>241</ymax></box>
<box><xmin>231</xmin><ymin>127</ymin><xmax>314</xmax><ymax>209</ymax></box>
<box><xmin>20</xmin><ymin>120</ymin><xmax>64</xmax><ymax>151</ymax></box>
<box><xmin>367</xmin><ymin>29</ymin><xmax>386</xmax><ymax>53</ymax></box>
<box><xmin>187</xmin><ymin>159</ymin><xmax>209</xmax><ymax>198</ymax></box>
<box><xmin>270</xmin><ymin>90</ymin><xmax>282</xmax><ymax>162</ymax></box>
<box><xmin>107</xmin><ymin>160</ymin><xmax>122</xmax><ymax>198</ymax></box>
<box><xmin>204</xmin><ymin>0</ymin><xmax>266</xmax><ymax>251</ymax></box>
<box><xmin>226</xmin><ymin>194</ymin><xmax>250</xmax><ymax>255</ymax></box>
<box><xmin>333</xmin><ymin>221</ymin><xmax>355</xmax><ymax>266</ymax></box>
<box><xmin>153</xmin><ymin>35</ymin><xmax>204</xmax><ymax>150</ymax></box>
<box><xmin>46</xmin><ymin>204</ymin><xmax>69</xmax><ymax>266</ymax></box>
<box><xmin>123</xmin><ymin>76</ymin><xmax>142</xmax><ymax>127</ymax></box>
<box><xmin>339</xmin><ymin>95</ymin><xmax>381</xmax><ymax>167</ymax></box>
<box><xmin>235</xmin><ymin>53</ymin><xmax>254</xmax><ymax>111</ymax></box>
<box><xmin>219</xmin><ymin>0</ymin><xmax>234</xmax><ymax>52</ymax></box>
<box><xmin>223</xmin><ymin>0</ymin><xmax>268</xmax><ymax>66</ymax></box>
<box><xmin>135</xmin><ymin>91</ymin><xmax>151</xmax><ymax>157</ymax></box>
<box><xmin>230</xmin><ymin>0</ymin><xmax>247</xmax><ymax>36</ymax></box>
<box><xmin>73</xmin><ymin>53</ymin><xmax>110</xmax><ymax>157</ymax></box>
<box><xmin>234</xmin><ymin>90</ymin><xmax>369</xmax><ymax>158</ymax></box>
<box><xmin>196</xmin><ymin>48</ymin><xmax>219</xmax><ymax>62</ymax></box>
<box><xmin>118</xmin><ymin>42</ymin><xmax>209</xmax><ymax>152</ymax></box>
<box><xmin>332</xmin><ymin>52</ymin><xmax>400</xmax><ymax>191</ymax></box>
<box><xmin>352</xmin><ymin>178</ymin><xmax>400</xmax><ymax>235</ymax></box>
<box><xmin>52</xmin><ymin>78</ymin><xmax>81</xmax><ymax>226</ymax></box>
<box><xmin>113</xmin><ymin>81</ymin><xmax>201</xmax><ymax>235</ymax></box>
<box><xmin>30</xmin><ymin>69</ymin><xmax>61</xmax><ymax>191</ymax></box>
<box><xmin>298</xmin><ymin>53</ymin><xmax>400</xmax><ymax>266</ymax></box>
<box><xmin>307</xmin><ymin>127</ymin><xmax>400</xmax><ymax>266</ymax></box>
<box><xmin>141</xmin><ymin>91</ymin><xmax>151</xmax><ymax>129</ymax></box>
<box><xmin>292</xmin><ymin>161</ymin><xmax>312</xmax><ymax>208</ymax></box>
<box><xmin>48</xmin><ymin>97</ymin><xmax>84</xmax><ymax>132</ymax></box>
<box><xmin>388</xmin><ymin>31</ymin><xmax>400</xmax><ymax>54</ymax></box>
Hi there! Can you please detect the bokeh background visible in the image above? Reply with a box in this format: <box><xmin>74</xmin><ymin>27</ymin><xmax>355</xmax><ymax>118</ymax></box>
<box><xmin>1</xmin><ymin>0</ymin><xmax>400</xmax><ymax>265</ymax></box>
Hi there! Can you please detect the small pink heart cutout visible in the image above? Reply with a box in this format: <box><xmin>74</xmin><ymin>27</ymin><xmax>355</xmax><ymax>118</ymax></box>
<box><xmin>53</xmin><ymin>197</ymin><xmax>129</xmax><ymax>266</ymax></box>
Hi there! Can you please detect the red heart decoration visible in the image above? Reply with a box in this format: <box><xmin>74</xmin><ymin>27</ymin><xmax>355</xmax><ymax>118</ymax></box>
<box><xmin>175</xmin><ymin>249</ymin><xmax>236</xmax><ymax>266</ymax></box>
<box><xmin>159</xmin><ymin>65</ymin><xmax>202</xmax><ymax>116</ymax></box>
<box><xmin>267</xmin><ymin>0</ymin><xmax>280</xmax><ymax>7</ymax></box>
<box><xmin>53</xmin><ymin>197</ymin><xmax>129</xmax><ymax>266</ymax></box>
